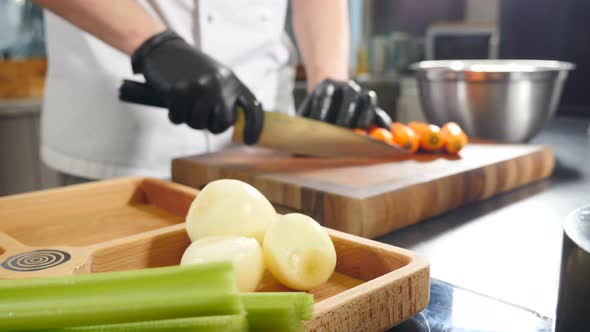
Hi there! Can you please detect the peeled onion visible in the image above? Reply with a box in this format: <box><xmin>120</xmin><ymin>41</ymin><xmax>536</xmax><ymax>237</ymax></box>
<box><xmin>180</xmin><ymin>236</ymin><xmax>264</xmax><ymax>292</ymax></box>
<box><xmin>263</xmin><ymin>213</ymin><xmax>336</xmax><ymax>290</ymax></box>
<box><xmin>185</xmin><ymin>179</ymin><xmax>277</xmax><ymax>244</ymax></box>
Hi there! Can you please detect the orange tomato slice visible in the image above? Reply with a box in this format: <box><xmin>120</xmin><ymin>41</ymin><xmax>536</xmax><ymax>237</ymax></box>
<box><xmin>390</xmin><ymin>122</ymin><xmax>419</xmax><ymax>153</ymax></box>
<box><xmin>407</xmin><ymin>122</ymin><xmax>444</xmax><ymax>152</ymax></box>
<box><xmin>353</xmin><ymin>128</ymin><xmax>367</xmax><ymax>136</ymax></box>
<box><xmin>441</xmin><ymin>122</ymin><xmax>468</xmax><ymax>154</ymax></box>
<box><xmin>367</xmin><ymin>124</ymin><xmax>379</xmax><ymax>133</ymax></box>
<box><xmin>368</xmin><ymin>127</ymin><xmax>394</xmax><ymax>143</ymax></box>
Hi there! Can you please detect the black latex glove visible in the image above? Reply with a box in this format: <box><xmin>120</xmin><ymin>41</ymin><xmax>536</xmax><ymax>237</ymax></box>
<box><xmin>130</xmin><ymin>30</ymin><xmax>263</xmax><ymax>144</ymax></box>
<box><xmin>297</xmin><ymin>79</ymin><xmax>392</xmax><ymax>130</ymax></box>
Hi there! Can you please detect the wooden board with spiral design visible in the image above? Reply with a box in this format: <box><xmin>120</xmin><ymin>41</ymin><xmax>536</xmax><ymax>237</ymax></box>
<box><xmin>0</xmin><ymin>177</ymin><xmax>429</xmax><ymax>331</ymax></box>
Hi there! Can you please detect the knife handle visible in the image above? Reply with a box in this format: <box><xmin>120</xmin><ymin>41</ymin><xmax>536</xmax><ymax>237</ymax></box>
<box><xmin>118</xmin><ymin>79</ymin><xmax>263</xmax><ymax>145</ymax></box>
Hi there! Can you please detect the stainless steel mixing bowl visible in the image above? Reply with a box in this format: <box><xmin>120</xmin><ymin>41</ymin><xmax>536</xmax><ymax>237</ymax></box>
<box><xmin>413</xmin><ymin>60</ymin><xmax>574</xmax><ymax>142</ymax></box>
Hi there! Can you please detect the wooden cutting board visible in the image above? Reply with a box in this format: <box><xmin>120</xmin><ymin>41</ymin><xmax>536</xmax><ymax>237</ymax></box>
<box><xmin>172</xmin><ymin>143</ymin><xmax>554</xmax><ymax>239</ymax></box>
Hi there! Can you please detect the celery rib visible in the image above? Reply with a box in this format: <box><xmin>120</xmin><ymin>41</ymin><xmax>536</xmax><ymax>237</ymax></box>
<box><xmin>40</xmin><ymin>314</ymin><xmax>248</xmax><ymax>332</ymax></box>
<box><xmin>0</xmin><ymin>262</ymin><xmax>316</xmax><ymax>332</ymax></box>
<box><xmin>0</xmin><ymin>262</ymin><xmax>242</xmax><ymax>331</ymax></box>
<box><xmin>241</xmin><ymin>292</ymin><xmax>314</xmax><ymax>332</ymax></box>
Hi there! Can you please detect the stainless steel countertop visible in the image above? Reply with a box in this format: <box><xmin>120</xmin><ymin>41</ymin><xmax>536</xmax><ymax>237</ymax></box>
<box><xmin>378</xmin><ymin>115</ymin><xmax>590</xmax><ymax>318</ymax></box>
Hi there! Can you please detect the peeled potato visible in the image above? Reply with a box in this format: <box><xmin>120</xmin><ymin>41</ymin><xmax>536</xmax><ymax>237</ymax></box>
<box><xmin>263</xmin><ymin>213</ymin><xmax>336</xmax><ymax>290</ymax></box>
<box><xmin>180</xmin><ymin>236</ymin><xmax>264</xmax><ymax>292</ymax></box>
<box><xmin>186</xmin><ymin>179</ymin><xmax>277</xmax><ymax>244</ymax></box>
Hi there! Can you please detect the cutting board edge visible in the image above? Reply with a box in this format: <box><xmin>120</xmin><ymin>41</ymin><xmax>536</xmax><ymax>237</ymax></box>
<box><xmin>173</xmin><ymin>144</ymin><xmax>553</xmax><ymax>200</ymax></box>
<box><xmin>172</xmin><ymin>157</ymin><xmax>309</xmax><ymax>209</ymax></box>
<box><xmin>350</xmin><ymin>144</ymin><xmax>554</xmax><ymax>199</ymax></box>
<box><xmin>172</xmin><ymin>157</ymin><xmax>372</xmax><ymax>235</ymax></box>
<box><xmin>356</xmin><ymin>144</ymin><xmax>555</xmax><ymax>238</ymax></box>
<box><xmin>172</xmin><ymin>145</ymin><xmax>556</xmax><ymax>239</ymax></box>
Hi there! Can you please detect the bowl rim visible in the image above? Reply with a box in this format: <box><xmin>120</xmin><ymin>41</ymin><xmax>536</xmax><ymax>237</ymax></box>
<box><xmin>410</xmin><ymin>59</ymin><xmax>575</xmax><ymax>73</ymax></box>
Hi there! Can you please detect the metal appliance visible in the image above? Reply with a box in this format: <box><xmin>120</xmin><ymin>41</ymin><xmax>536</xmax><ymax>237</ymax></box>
<box><xmin>554</xmin><ymin>205</ymin><xmax>590</xmax><ymax>331</ymax></box>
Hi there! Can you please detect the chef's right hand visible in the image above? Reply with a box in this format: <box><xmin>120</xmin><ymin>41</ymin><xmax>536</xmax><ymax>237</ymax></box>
<box><xmin>130</xmin><ymin>30</ymin><xmax>263</xmax><ymax>144</ymax></box>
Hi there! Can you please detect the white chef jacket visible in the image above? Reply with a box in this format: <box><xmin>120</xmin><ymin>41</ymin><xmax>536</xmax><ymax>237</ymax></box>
<box><xmin>41</xmin><ymin>0</ymin><xmax>295</xmax><ymax>179</ymax></box>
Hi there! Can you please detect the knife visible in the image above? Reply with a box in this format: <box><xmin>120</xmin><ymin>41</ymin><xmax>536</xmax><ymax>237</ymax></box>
<box><xmin>119</xmin><ymin>80</ymin><xmax>408</xmax><ymax>158</ymax></box>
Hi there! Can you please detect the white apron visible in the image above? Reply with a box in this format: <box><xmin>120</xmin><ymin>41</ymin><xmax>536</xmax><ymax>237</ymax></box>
<box><xmin>41</xmin><ymin>0</ymin><xmax>295</xmax><ymax>179</ymax></box>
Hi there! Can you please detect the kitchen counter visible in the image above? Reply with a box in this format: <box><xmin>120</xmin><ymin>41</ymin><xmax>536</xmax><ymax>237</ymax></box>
<box><xmin>0</xmin><ymin>98</ymin><xmax>58</xmax><ymax>196</ymax></box>
<box><xmin>0</xmin><ymin>98</ymin><xmax>42</xmax><ymax>118</ymax></box>
<box><xmin>390</xmin><ymin>279</ymin><xmax>552</xmax><ymax>332</ymax></box>
<box><xmin>378</xmin><ymin>115</ymin><xmax>590</xmax><ymax>319</ymax></box>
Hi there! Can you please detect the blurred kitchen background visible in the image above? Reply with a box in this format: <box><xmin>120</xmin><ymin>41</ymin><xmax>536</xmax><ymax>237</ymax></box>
<box><xmin>1</xmin><ymin>0</ymin><xmax>589</xmax><ymax>196</ymax></box>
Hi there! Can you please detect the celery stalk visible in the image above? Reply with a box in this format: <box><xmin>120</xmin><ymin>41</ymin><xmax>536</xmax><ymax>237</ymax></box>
<box><xmin>241</xmin><ymin>292</ymin><xmax>314</xmax><ymax>332</ymax></box>
<box><xmin>52</xmin><ymin>293</ymin><xmax>314</xmax><ymax>332</ymax></box>
<box><xmin>42</xmin><ymin>315</ymin><xmax>247</xmax><ymax>332</ymax></box>
<box><xmin>36</xmin><ymin>292</ymin><xmax>314</xmax><ymax>332</ymax></box>
<box><xmin>242</xmin><ymin>292</ymin><xmax>314</xmax><ymax>320</ymax></box>
<box><xmin>0</xmin><ymin>262</ymin><xmax>242</xmax><ymax>331</ymax></box>
<box><xmin>246</xmin><ymin>302</ymin><xmax>301</xmax><ymax>332</ymax></box>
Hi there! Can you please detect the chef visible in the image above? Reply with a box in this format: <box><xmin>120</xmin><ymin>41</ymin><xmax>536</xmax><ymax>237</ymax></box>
<box><xmin>33</xmin><ymin>0</ymin><xmax>391</xmax><ymax>185</ymax></box>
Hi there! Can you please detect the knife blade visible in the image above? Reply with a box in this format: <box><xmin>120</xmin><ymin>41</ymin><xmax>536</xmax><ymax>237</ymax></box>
<box><xmin>119</xmin><ymin>80</ymin><xmax>408</xmax><ymax>158</ymax></box>
<box><xmin>232</xmin><ymin>109</ymin><xmax>408</xmax><ymax>158</ymax></box>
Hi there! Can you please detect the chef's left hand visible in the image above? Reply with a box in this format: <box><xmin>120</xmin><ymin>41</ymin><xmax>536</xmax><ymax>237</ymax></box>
<box><xmin>296</xmin><ymin>79</ymin><xmax>392</xmax><ymax>130</ymax></box>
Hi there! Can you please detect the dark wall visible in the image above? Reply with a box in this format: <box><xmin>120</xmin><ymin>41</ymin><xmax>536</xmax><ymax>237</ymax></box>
<box><xmin>500</xmin><ymin>0</ymin><xmax>590</xmax><ymax>115</ymax></box>
<box><xmin>373</xmin><ymin>0</ymin><xmax>465</xmax><ymax>36</ymax></box>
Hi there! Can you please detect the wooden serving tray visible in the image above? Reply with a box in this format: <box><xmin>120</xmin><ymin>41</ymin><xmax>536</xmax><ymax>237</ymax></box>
<box><xmin>172</xmin><ymin>143</ymin><xmax>555</xmax><ymax>238</ymax></box>
<box><xmin>0</xmin><ymin>177</ymin><xmax>429</xmax><ymax>332</ymax></box>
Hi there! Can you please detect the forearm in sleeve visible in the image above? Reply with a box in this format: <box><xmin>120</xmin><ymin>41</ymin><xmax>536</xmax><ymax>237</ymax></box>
<box><xmin>33</xmin><ymin>0</ymin><xmax>165</xmax><ymax>55</ymax></box>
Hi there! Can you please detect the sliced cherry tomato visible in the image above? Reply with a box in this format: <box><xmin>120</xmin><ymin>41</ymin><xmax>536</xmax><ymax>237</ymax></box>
<box><xmin>390</xmin><ymin>122</ymin><xmax>419</xmax><ymax>153</ymax></box>
<box><xmin>353</xmin><ymin>128</ymin><xmax>367</xmax><ymax>136</ymax></box>
<box><xmin>441</xmin><ymin>122</ymin><xmax>468</xmax><ymax>154</ymax></box>
<box><xmin>368</xmin><ymin>127</ymin><xmax>394</xmax><ymax>143</ymax></box>
<box><xmin>408</xmin><ymin>122</ymin><xmax>444</xmax><ymax>152</ymax></box>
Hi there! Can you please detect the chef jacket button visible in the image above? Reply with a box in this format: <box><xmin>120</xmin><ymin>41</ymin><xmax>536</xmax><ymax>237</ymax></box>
<box><xmin>206</xmin><ymin>11</ymin><xmax>216</xmax><ymax>23</ymax></box>
<box><xmin>260</xmin><ymin>10</ymin><xmax>270</xmax><ymax>22</ymax></box>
